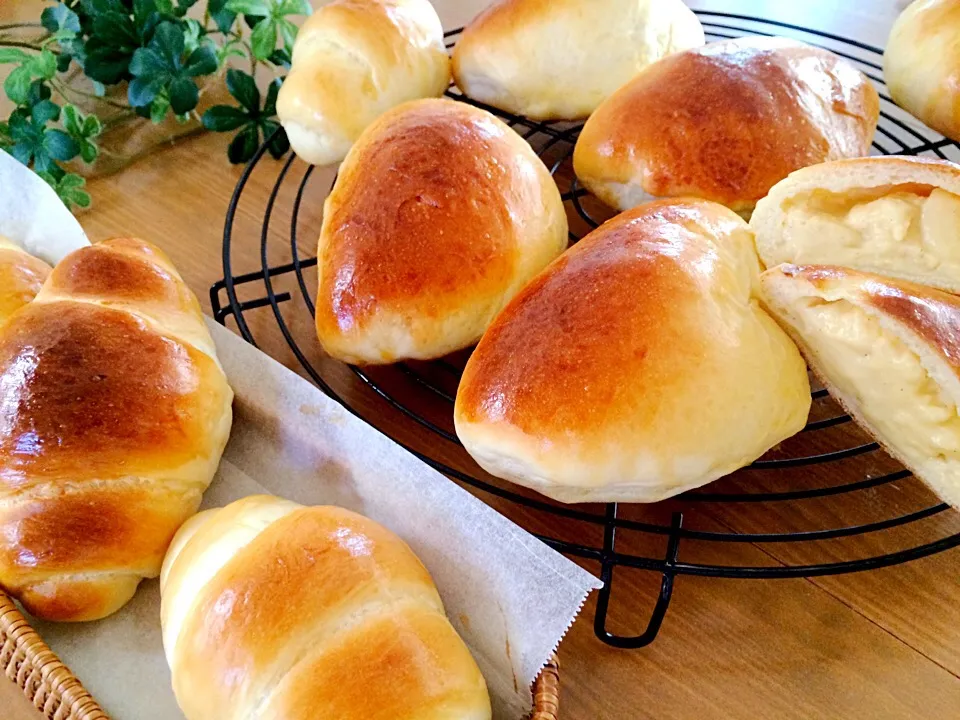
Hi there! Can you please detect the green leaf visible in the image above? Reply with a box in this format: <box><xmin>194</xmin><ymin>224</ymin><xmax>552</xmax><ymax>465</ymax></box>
<box><xmin>56</xmin><ymin>52</ymin><xmax>73</xmax><ymax>73</ymax></box>
<box><xmin>83</xmin><ymin>115</ymin><xmax>103</xmax><ymax>137</ymax></box>
<box><xmin>128</xmin><ymin>75</ymin><xmax>165</xmax><ymax>106</ymax></box>
<box><xmin>33</xmin><ymin>151</ymin><xmax>59</xmax><ymax>175</ymax></box>
<box><xmin>150</xmin><ymin>91</ymin><xmax>170</xmax><ymax>123</ymax></box>
<box><xmin>91</xmin><ymin>12</ymin><xmax>139</xmax><ymax>48</ymax></box>
<box><xmin>45</xmin><ymin>172</ymin><xmax>91</xmax><ymax>211</ymax></box>
<box><xmin>43</xmin><ymin>129</ymin><xmax>80</xmax><ymax>162</ymax></box>
<box><xmin>217</xmin><ymin>39</ymin><xmax>247</xmax><ymax>67</ymax></box>
<box><xmin>226</xmin><ymin>68</ymin><xmax>259</xmax><ymax>112</ymax></box>
<box><xmin>155</xmin><ymin>0</ymin><xmax>176</xmax><ymax>13</ymax></box>
<box><xmin>62</xmin><ymin>105</ymin><xmax>82</xmax><ymax>136</ymax></box>
<box><xmin>182</xmin><ymin>18</ymin><xmax>203</xmax><ymax>55</ymax></box>
<box><xmin>153</xmin><ymin>21</ymin><xmax>186</xmax><ymax>68</ymax></box>
<box><xmin>92</xmin><ymin>80</ymin><xmax>106</xmax><ymax>97</ymax></box>
<box><xmin>250</xmin><ymin>18</ymin><xmax>277</xmax><ymax>61</ymax></box>
<box><xmin>31</xmin><ymin>100</ymin><xmax>61</xmax><ymax>126</ymax></box>
<box><xmin>202</xmin><ymin>105</ymin><xmax>249</xmax><ymax>132</ymax></box>
<box><xmin>184</xmin><ymin>43</ymin><xmax>217</xmax><ymax>76</ymax></box>
<box><xmin>129</xmin><ymin>46</ymin><xmax>168</xmax><ymax>77</ymax></box>
<box><xmin>277</xmin><ymin>0</ymin><xmax>311</xmax><ymax>16</ymax></box>
<box><xmin>262</xmin><ymin>77</ymin><xmax>282</xmax><ymax>116</ymax></box>
<box><xmin>26</xmin><ymin>80</ymin><xmax>52</xmax><ymax>109</ymax></box>
<box><xmin>32</xmin><ymin>50</ymin><xmax>58</xmax><ymax>80</ymax></box>
<box><xmin>42</xmin><ymin>4</ymin><xmax>82</xmax><ymax>33</ymax></box>
<box><xmin>225</xmin><ymin>0</ymin><xmax>271</xmax><ymax>17</ymax></box>
<box><xmin>267</xmin><ymin>47</ymin><xmax>291</xmax><ymax>69</ymax></box>
<box><xmin>168</xmin><ymin>75</ymin><xmax>199</xmax><ymax>114</ymax></box>
<box><xmin>207</xmin><ymin>0</ymin><xmax>237</xmax><ymax>32</ymax></box>
<box><xmin>5</xmin><ymin>67</ymin><xmax>33</xmax><ymax>106</ymax></box>
<box><xmin>9</xmin><ymin>142</ymin><xmax>33</xmax><ymax>166</ymax></box>
<box><xmin>277</xmin><ymin>17</ymin><xmax>297</xmax><ymax>52</ymax></box>
<box><xmin>79</xmin><ymin>140</ymin><xmax>99</xmax><ymax>163</ymax></box>
<box><xmin>227</xmin><ymin>123</ymin><xmax>260</xmax><ymax>164</ymax></box>
<box><xmin>0</xmin><ymin>48</ymin><xmax>32</xmax><ymax>65</ymax></box>
<box><xmin>261</xmin><ymin>119</ymin><xmax>288</xmax><ymax>159</ymax></box>
<box><xmin>83</xmin><ymin>43</ymin><xmax>133</xmax><ymax>84</ymax></box>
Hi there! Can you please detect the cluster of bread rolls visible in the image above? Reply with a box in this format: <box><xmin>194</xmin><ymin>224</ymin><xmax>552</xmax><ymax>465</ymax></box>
<box><xmin>0</xmin><ymin>233</ymin><xmax>492</xmax><ymax>715</ymax></box>
<box><xmin>294</xmin><ymin>0</ymin><xmax>960</xmax><ymax>513</ymax></box>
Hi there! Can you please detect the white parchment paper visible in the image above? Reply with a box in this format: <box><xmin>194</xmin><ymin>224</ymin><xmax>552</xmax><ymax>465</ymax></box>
<box><xmin>1</xmin><ymin>154</ymin><xmax>601</xmax><ymax>719</ymax></box>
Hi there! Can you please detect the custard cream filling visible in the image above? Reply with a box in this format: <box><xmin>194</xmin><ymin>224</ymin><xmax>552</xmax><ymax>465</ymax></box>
<box><xmin>781</xmin><ymin>187</ymin><xmax>960</xmax><ymax>273</ymax></box>
<box><xmin>796</xmin><ymin>296</ymin><xmax>960</xmax><ymax>461</ymax></box>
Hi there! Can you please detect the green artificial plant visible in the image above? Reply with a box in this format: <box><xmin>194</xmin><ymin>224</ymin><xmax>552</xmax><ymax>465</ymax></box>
<box><xmin>0</xmin><ymin>0</ymin><xmax>310</xmax><ymax>210</ymax></box>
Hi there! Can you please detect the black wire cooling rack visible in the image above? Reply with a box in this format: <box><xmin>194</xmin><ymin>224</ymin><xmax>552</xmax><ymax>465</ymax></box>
<box><xmin>214</xmin><ymin>11</ymin><xmax>960</xmax><ymax>648</ymax></box>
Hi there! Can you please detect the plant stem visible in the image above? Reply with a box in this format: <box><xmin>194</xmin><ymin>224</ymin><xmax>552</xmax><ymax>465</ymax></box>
<box><xmin>0</xmin><ymin>23</ymin><xmax>44</xmax><ymax>31</ymax></box>
<box><xmin>51</xmin><ymin>79</ymin><xmax>132</xmax><ymax>111</ymax></box>
<box><xmin>0</xmin><ymin>40</ymin><xmax>44</xmax><ymax>52</ymax></box>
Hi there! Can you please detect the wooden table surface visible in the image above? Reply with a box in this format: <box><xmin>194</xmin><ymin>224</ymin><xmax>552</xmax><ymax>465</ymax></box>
<box><xmin>7</xmin><ymin>1</ymin><xmax>960</xmax><ymax>718</ymax></box>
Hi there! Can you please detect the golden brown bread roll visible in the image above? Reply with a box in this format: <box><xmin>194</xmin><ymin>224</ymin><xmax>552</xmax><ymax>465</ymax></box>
<box><xmin>316</xmin><ymin>98</ymin><xmax>568</xmax><ymax>364</ymax></box>
<box><xmin>0</xmin><ymin>238</ymin><xmax>233</xmax><ymax>622</ymax></box>
<box><xmin>0</xmin><ymin>235</ymin><xmax>50</xmax><ymax>328</ymax></box>
<box><xmin>573</xmin><ymin>37</ymin><xmax>880</xmax><ymax>215</ymax></box>
<box><xmin>885</xmin><ymin>0</ymin><xmax>960</xmax><ymax>142</ymax></box>
<box><xmin>452</xmin><ymin>0</ymin><xmax>704</xmax><ymax>120</ymax></box>
<box><xmin>454</xmin><ymin>199</ymin><xmax>811</xmax><ymax>503</ymax></box>
<box><xmin>751</xmin><ymin>156</ymin><xmax>960</xmax><ymax>293</ymax></box>
<box><xmin>161</xmin><ymin>495</ymin><xmax>491</xmax><ymax>720</ymax></box>
<box><xmin>277</xmin><ymin>0</ymin><xmax>451</xmax><ymax>167</ymax></box>
<box><xmin>761</xmin><ymin>264</ymin><xmax>960</xmax><ymax>509</ymax></box>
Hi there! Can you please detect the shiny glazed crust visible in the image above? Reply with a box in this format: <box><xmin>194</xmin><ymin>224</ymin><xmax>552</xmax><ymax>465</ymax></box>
<box><xmin>452</xmin><ymin>0</ymin><xmax>704</xmax><ymax>120</ymax></box>
<box><xmin>160</xmin><ymin>496</ymin><xmax>491</xmax><ymax>720</ymax></box>
<box><xmin>276</xmin><ymin>0</ymin><xmax>451</xmax><ymax>166</ymax></box>
<box><xmin>0</xmin><ymin>237</ymin><xmax>50</xmax><ymax>328</ymax></box>
<box><xmin>454</xmin><ymin>198</ymin><xmax>811</xmax><ymax>503</ymax></box>
<box><xmin>315</xmin><ymin>98</ymin><xmax>568</xmax><ymax>364</ymax></box>
<box><xmin>0</xmin><ymin>238</ymin><xmax>233</xmax><ymax>622</ymax></box>
<box><xmin>573</xmin><ymin>37</ymin><xmax>880</xmax><ymax>213</ymax></box>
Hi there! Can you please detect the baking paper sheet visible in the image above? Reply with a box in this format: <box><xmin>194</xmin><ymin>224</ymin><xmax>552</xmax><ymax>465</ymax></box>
<box><xmin>1</xmin><ymin>154</ymin><xmax>601</xmax><ymax>719</ymax></box>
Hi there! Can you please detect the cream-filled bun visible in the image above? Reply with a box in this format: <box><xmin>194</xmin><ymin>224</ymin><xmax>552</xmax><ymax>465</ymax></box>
<box><xmin>751</xmin><ymin>156</ymin><xmax>960</xmax><ymax>293</ymax></box>
<box><xmin>761</xmin><ymin>264</ymin><xmax>960</xmax><ymax>510</ymax></box>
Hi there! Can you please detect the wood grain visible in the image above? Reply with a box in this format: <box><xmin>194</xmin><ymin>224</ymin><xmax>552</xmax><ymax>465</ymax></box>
<box><xmin>4</xmin><ymin>0</ymin><xmax>960</xmax><ymax>718</ymax></box>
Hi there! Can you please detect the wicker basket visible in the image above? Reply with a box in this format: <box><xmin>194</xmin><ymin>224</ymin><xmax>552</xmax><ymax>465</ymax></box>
<box><xmin>1</xmin><ymin>590</ymin><xmax>560</xmax><ymax>720</ymax></box>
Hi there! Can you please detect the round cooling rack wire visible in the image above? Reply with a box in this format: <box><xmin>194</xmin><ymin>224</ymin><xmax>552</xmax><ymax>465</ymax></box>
<box><xmin>214</xmin><ymin>11</ymin><xmax>960</xmax><ymax>649</ymax></box>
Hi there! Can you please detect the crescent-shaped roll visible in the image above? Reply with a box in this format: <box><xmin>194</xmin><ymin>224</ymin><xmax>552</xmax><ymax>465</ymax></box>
<box><xmin>316</xmin><ymin>98</ymin><xmax>568</xmax><ymax>364</ymax></box>
<box><xmin>160</xmin><ymin>495</ymin><xmax>491</xmax><ymax>720</ymax></box>
<box><xmin>0</xmin><ymin>238</ymin><xmax>233</xmax><ymax>622</ymax></box>
<box><xmin>573</xmin><ymin>37</ymin><xmax>880</xmax><ymax>215</ymax></box>
<box><xmin>454</xmin><ymin>199</ymin><xmax>811</xmax><ymax>503</ymax></box>
<box><xmin>277</xmin><ymin>0</ymin><xmax>451</xmax><ymax>167</ymax></box>
<box><xmin>751</xmin><ymin>156</ymin><xmax>960</xmax><ymax>294</ymax></box>
<box><xmin>451</xmin><ymin>0</ymin><xmax>704</xmax><ymax>120</ymax></box>
<box><xmin>885</xmin><ymin>0</ymin><xmax>960</xmax><ymax>142</ymax></box>
<box><xmin>761</xmin><ymin>264</ymin><xmax>960</xmax><ymax>509</ymax></box>
<box><xmin>0</xmin><ymin>235</ymin><xmax>50</xmax><ymax>328</ymax></box>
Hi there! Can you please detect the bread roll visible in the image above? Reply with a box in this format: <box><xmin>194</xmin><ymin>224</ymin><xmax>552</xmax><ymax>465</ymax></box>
<box><xmin>573</xmin><ymin>37</ymin><xmax>880</xmax><ymax>215</ymax></box>
<box><xmin>0</xmin><ymin>235</ymin><xmax>50</xmax><ymax>328</ymax></box>
<box><xmin>452</xmin><ymin>0</ymin><xmax>704</xmax><ymax>121</ymax></box>
<box><xmin>160</xmin><ymin>495</ymin><xmax>491</xmax><ymax>720</ymax></box>
<box><xmin>316</xmin><ymin>98</ymin><xmax>568</xmax><ymax>364</ymax></box>
<box><xmin>751</xmin><ymin>156</ymin><xmax>960</xmax><ymax>293</ymax></box>
<box><xmin>885</xmin><ymin>0</ymin><xmax>960</xmax><ymax>142</ymax></box>
<box><xmin>277</xmin><ymin>0</ymin><xmax>451</xmax><ymax>167</ymax></box>
<box><xmin>761</xmin><ymin>264</ymin><xmax>960</xmax><ymax>509</ymax></box>
<box><xmin>0</xmin><ymin>238</ymin><xmax>233</xmax><ymax>622</ymax></box>
<box><xmin>454</xmin><ymin>199</ymin><xmax>811</xmax><ymax>503</ymax></box>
